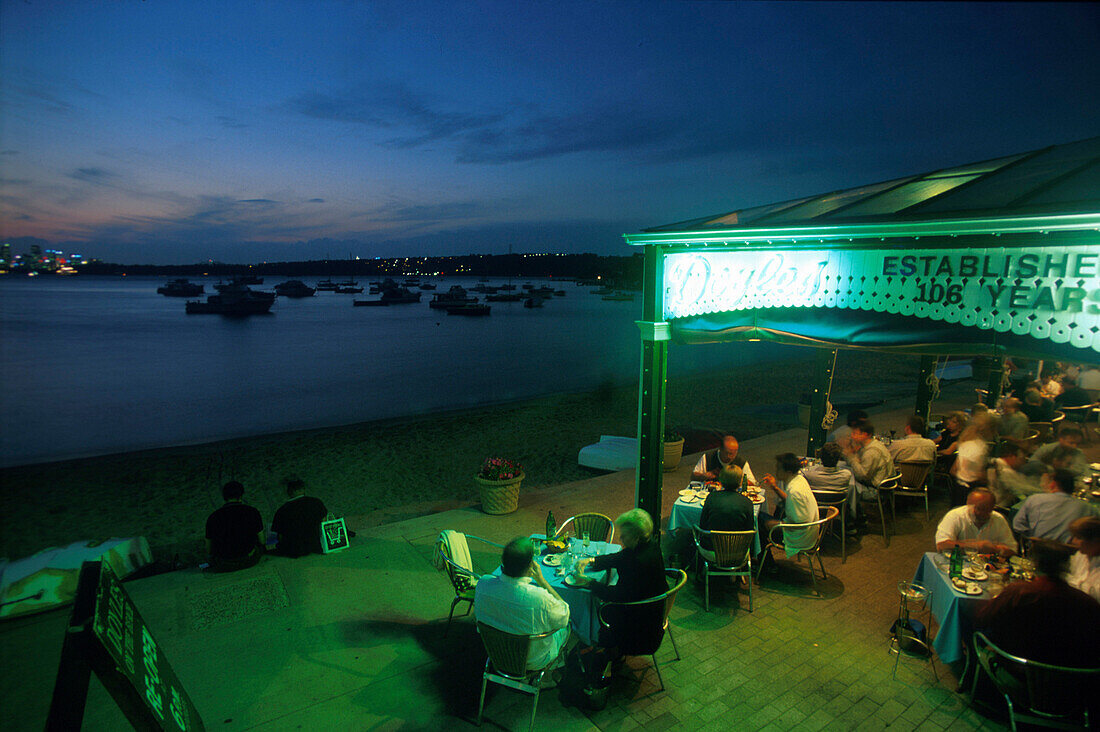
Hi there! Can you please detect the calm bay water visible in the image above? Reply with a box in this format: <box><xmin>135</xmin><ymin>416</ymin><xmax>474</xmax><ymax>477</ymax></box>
<box><xmin>0</xmin><ymin>275</ymin><xmax>800</xmax><ymax>467</ymax></box>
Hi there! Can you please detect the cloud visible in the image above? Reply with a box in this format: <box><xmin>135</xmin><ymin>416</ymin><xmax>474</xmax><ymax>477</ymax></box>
<box><xmin>216</xmin><ymin>115</ymin><xmax>248</xmax><ymax>129</ymax></box>
<box><xmin>308</xmin><ymin>198</ymin><xmax>325</xmax><ymax>203</ymax></box>
<box><xmin>286</xmin><ymin>82</ymin><xmax>506</xmax><ymax>147</ymax></box>
<box><xmin>69</xmin><ymin>167</ymin><xmax>117</xmax><ymax>184</ymax></box>
<box><xmin>0</xmin><ymin>150</ymin><xmax>19</xmax><ymax>156</ymax></box>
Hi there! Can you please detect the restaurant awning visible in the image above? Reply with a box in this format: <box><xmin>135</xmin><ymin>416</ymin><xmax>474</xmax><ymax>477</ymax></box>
<box><xmin>624</xmin><ymin>136</ymin><xmax>1100</xmax><ymax>523</ymax></box>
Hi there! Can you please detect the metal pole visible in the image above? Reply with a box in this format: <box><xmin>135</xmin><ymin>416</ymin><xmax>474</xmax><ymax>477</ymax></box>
<box><xmin>986</xmin><ymin>357</ymin><xmax>1006</xmax><ymax>406</ymax></box>
<box><xmin>806</xmin><ymin>348</ymin><xmax>836</xmax><ymax>457</ymax></box>
<box><xmin>635</xmin><ymin>245</ymin><xmax>667</xmax><ymax>531</ymax></box>
<box><xmin>915</xmin><ymin>355</ymin><xmax>937</xmax><ymax>425</ymax></box>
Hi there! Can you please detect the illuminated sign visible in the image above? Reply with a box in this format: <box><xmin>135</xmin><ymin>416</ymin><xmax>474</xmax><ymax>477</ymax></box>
<box><xmin>663</xmin><ymin>244</ymin><xmax>1100</xmax><ymax>353</ymax></box>
<box><xmin>92</xmin><ymin>562</ymin><xmax>202</xmax><ymax>731</ymax></box>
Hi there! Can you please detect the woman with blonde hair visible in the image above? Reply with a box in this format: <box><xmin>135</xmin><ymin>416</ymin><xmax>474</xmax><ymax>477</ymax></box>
<box><xmin>950</xmin><ymin>412</ymin><xmax>996</xmax><ymax>505</ymax></box>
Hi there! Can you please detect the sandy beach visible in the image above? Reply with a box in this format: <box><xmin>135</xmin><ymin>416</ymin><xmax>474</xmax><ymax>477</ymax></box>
<box><xmin>0</xmin><ymin>350</ymin><xmax>920</xmax><ymax>565</ymax></box>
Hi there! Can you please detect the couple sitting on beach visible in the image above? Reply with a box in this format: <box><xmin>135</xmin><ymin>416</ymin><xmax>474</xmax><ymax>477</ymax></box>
<box><xmin>204</xmin><ymin>477</ymin><xmax>328</xmax><ymax>572</ymax></box>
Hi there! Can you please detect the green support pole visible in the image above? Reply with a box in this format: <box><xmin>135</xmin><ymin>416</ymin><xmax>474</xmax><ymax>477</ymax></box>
<box><xmin>986</xmin><ymin>357</ymin><xmax>1006</xmax><ymax>406</ymax></box>
<box><xmin>635</xmin><ymin>244</ymin><xmax>667</xmax><ymax>532</ymax></box>
<box><xmin>915</xmin><ymin>355</ymin><xmax>937</xmax><ymax>425</ymax></box>
<box><xmin>805</xmin><ymin>348</ymin><xmax>836</xmax><ymax>457</ymax></box>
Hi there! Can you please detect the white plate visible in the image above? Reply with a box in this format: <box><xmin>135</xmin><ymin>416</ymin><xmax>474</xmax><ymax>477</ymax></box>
<box><xmin>746</xmin><ymin>493</ymin><xmax>765</xmax><ymax>504</ymax></box>
<box><xmin>541</xmin><ymin>554</ymin><xmax>562</xmax><ymax>567</ymax></box>
<box><xmin>563</xmin><ymin>575</ymin><xmax>585</xmax><ymax>587</ymax></box>
<box><xmin>679</xmin><ymin>489</ymin><xmax>696</xmax><ymax>497</ymax></box>
<box><xmin>951</xmin><ymin>578</ymin><xmax>983</xmax><ymax>595</ymax></box>
<box><xmin>962</xmin><ymin>568</ymin><xmax>987</xmax><ymax>581</ymax></box>
<box><xmin>680</xmin><ymin>495</ymin><xmax>699</xmax><ymax>504</ymax></box>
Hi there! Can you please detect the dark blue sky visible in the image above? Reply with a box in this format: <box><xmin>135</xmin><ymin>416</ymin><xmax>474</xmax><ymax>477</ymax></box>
<box><xmin>1</xmin><ymin>1</ymin><xmax>1097</xmax><ymax>264</ymax></box>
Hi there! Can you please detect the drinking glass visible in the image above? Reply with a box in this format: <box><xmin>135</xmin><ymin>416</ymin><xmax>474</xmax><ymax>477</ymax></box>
<box><xmin>582</xmin><ymin>532</ymin><xmax>591</xmax><ymax>555</ymax></box>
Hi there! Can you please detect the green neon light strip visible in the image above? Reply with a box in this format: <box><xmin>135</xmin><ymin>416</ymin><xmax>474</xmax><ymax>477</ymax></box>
<box><xmin>624</xmin><ymin>212</ymin><xmax>1100</xmax><ymax>247</ymax></box>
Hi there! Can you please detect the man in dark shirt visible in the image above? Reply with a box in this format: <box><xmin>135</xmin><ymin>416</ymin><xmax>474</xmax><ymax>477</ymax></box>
<box><xmin>271</xmin><ymin>476</ymin><xmax>328</xmax><ymax>557</ymax></box>
<box><xmin>698</xmin><ymin>479</ymin><xmax>755</xmax><ymax>551</ymax></box>
<box><xmin>205</xmin><ymin>481</ymin><xmax>264</xmax><ymax>572</ymax></box>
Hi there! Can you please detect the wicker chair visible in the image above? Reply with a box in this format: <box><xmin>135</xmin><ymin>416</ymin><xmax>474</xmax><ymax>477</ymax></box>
<box><xmin>596</xmin><ymin>568</ymin><xmax>687</xmax><ymax>692</ymax></box>
<box><xmin>434</xmin><ymin>531</ymin><xmax>503</xmax><ymax>636</ymax></box>
<box><xmin>554</xmin><ymin>512</ymin><xmax>614</xmax><ymax>543</ymax></box>
<box><xmin>756</xmin><ymin>506</ymin><xmax>839</xmax><ymax>595</ymax></box>
<box><xmin>691</xmin><ymin>528</ymin><xmax>754</xmax><ymax>612</ymax></box>
<box><xmin>810</xmin><ymin>489</ymin><xmax>849</xmax><ymax>563</ymax></box>
<box><xmin>970</xmin><ymin>631</ymin><xmax>1100</xmax><ymax>731</ymax></box>
<box><xmin>894</xmin><ymin>460</ymin><xmax>934</xmax><ymax>521</ymax></box>
<box><xmin>475</xmin><ymin>622</ymin><xmax>559</xmax><ymax>731</ymax></box>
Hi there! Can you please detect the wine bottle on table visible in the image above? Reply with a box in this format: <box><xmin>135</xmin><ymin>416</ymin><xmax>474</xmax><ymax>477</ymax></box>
<box><xmin>949</xmin><ymin>545</ymin><xmax>963</xmax><ymax>578</ymax></box>
<box><xmin>546</xmin><ymin>510</ymin><xmax>556</xmax><ymax>541</ymax></box>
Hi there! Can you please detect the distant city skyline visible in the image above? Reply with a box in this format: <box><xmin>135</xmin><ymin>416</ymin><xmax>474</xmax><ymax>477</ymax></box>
<box><xmin>2</xmin><ymin>1</ymin><xmax>1098</xmax><ymax>264</ymax></box>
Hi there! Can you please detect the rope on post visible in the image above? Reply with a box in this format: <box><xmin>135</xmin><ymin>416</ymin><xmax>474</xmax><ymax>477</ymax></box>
<box><xmin>821</xmin><ymin>349</ymin><xmax>840</xmax><ymax>431</ymax></box>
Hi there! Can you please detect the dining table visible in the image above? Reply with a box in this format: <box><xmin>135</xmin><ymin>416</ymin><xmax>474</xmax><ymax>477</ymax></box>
<box><xmin>910</xmin><ymin>552</ymin><xmax>997</xmax><ymax>665</ymax></box>
<box><xmin>501</xmin><ymin>534</ymin><xmax>620</xmax><ymax>645</ymax></box>
<box><xmin>668</xmin><ymin>482</ymin><xmax>766</xmax><ymax>556</ymax></box>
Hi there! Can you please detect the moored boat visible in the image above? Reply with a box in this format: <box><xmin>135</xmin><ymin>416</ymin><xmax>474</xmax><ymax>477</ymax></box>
<box><xmin>315</xmin><ymin>279</ymin><xmax>339</xmax><ymax>291</ymax></box>
<box><xmin>186</xmin><ymin>279</ymin><xmax>275</xmax><ymax>315</ymax></box>
<box><xmin>157</xmin><ymin>279</ymin><xmax>204</xmax><ymax>297</ymax></box>
<box><xmin>274</xmin><ymin>280</ymin><xmax>316</xmax><ymax>297</ymax></box>
<box><xmin>446</xmin><ymin>303</ymin><xmax>491</xmax><ymax>316</ymax></box>
<box><xmin>429</xmin><ymin>285</ymin><xmax>476</xmax><ymax>309</ymax></box>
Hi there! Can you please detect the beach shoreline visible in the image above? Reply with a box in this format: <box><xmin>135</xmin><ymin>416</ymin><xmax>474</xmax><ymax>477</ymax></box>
<box><xmin>1</xmin><ymin>351</ymin><xmax>923</xmax><ymax>565</ymax></box>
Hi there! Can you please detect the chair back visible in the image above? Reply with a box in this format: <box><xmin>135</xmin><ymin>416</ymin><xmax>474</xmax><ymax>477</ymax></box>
<box><xmin>770</xmin><ymin>506</ymin><xmax>838</xmax><ymax>552</ymax></box>
<box><xmin>896</xmin><ymin>461</ymin><xmax>933</xmax><ymax>491</ymax></box>
<box><xmin>1031</xmin><ymin>421</ymin><xmax>1054</xmax><ymax>444</ymax></box>
<box><xmin>477</xmin><ymin>622</ymin><xmax>553</xmax><ymax>679</ymax></box>
<box><xmin>1060</xmin><ymin>402</ymin><xmax>1098</xmax><ymax>424</ymax></box>
<box><xmin>558</xmin><ymin>512</ymin><xmax>614</xmax><ymax>543</ymax></box>
<box><xmin>436</xmin><ymin>532</ymin><xmax>478</xmax><ymax>595</ymax></box>
<box><xmin>972</xmin><ymin>632</ymin><xmax>1100</xmax><ymax>723</ymax></box>
<box><xmin>695</xmin><ymin>529</ymin><xmax>754</xmax><ymax>569</ymax></box>
<box><xmin>877</xmin><ymin>473</ymin><xmax>901</xmax><ymax>492</ymax></box>
<box><xmin>597</xmin><ymin>568</ymin><xmax>686</xmax><ymax>656</ymax></box>
<box><xmin>811</xmin><ymin>489</ymin><xmax>847</xmax><ymax>510</ymax></box>
<box><xmin>1051</xmin><ymin>410</ymin><xmax>1065</xmax><ymax>425</ymax></box>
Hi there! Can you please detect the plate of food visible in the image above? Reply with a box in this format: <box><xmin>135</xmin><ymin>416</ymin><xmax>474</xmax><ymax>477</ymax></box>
<box><xmin>542</xmin><ymin>554</ymin><xmax>562</xmax><ymax>567</ymax></box>
<box><xmin>563</xmin><ymin>574</ymin><xmax>586</xmax><ymax>587</ymax></box>
<box><xmin>962</xmin><ymin>567</ymin><xmax>988</xmax><ymax>581</ymax></box>
<box><xmin>680</xmin><ymin>494</ymin><xmax>699</xmax><ymax>504</ymax></box>
<box><xmin>951</xmin><ymin>577</ymin><xmax>984</xmax><ymax>595</ymax></box>
<box><xmin>745</xmin><ymin>492</ymin><xmax>765</xmax><ymax>504</ymax></box>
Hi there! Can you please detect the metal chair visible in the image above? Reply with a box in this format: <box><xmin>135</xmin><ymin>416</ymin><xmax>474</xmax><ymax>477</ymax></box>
<box><xmin>811</xmin><ymin>489</ymin><xmax>848</xmax><ymax>563</ymax></box>
<box><xmin>970</xmin><ymin>631</ymin><xmax>1100</xmax><ymax>731</ymax></box>
<box><xmin>1059</xmin><ymin>402</ymin><xmax>1099</xmax><ymax>444</ymax></box>
<box><xmin>890</xmin><ymin>581</ymin><xmax>938</xmax><ymax>681</ymax></box>
<box><xmin>1031</xmin><ymin>421</ymin><xmax>1055</xmax><ymax>445</ymax></box>
<box><xmin>434</xmin><ymin>531</ymin><xmax>503</xmax><ymax>636</ymax></box>
<box><xmin>894</xmin><ymin>460</ymin><xmax>934</xmax><ymax>521</ymax></box>
<box><xmin>756</xmin><ymin>506</ymin><xmax>839</xmax><ymax>595</ymax></box>
<box><xmin>475</xmin><ymin>622</ymin><xmax>558</xmax><ymax>731</ymax></box>
<box><xmin>596</xmin><ymin>568</ymin><xmax>687</xmax><ymax>692</ymax></box>
<box><xmin>691</xmin><ymin>528</ymin><xmax>754</xmax><ymax>612</ymax></box>
<box><xmin>862</xmin><ymin>473</ymin><xmax>900</xmax><ymax>544</ymax></box>
<box><xmin>554</xmin><ymin>512</ymin><xmax>614</xmax><ymax>543</ymax></box>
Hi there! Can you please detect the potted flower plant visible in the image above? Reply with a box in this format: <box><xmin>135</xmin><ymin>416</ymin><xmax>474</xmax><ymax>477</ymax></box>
<box><xmin>663</xmin><ymin>428</ymin><xmax>685</xmax><ymax>471</ymax></box>
<box><xmin>474</xmin><ymin>457</ymin><xmax>525</xmax><ymax>514</ymax></box>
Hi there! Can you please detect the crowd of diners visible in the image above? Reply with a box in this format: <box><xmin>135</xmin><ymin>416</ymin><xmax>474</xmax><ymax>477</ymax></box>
<box><xmin>467</xmin><ymin>360</ymin><xmax>1100</xmax><ymax>714</ymax></box>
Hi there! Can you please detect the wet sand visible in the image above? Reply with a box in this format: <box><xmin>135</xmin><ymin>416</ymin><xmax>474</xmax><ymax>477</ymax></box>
<box><xmin>0</xmin><ymin>351</ymin><xmax>919</xmax><ymax>565</ymax></box>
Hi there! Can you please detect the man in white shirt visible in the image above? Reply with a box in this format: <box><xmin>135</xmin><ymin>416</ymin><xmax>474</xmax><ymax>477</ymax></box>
<box><xmin>1066</xmin><ymin>516</ymin><xmax>1100</xmax><ymax>603</ymax></box>
<box><xmin>1013</xmin><ymin>470</ymin><xmax>1098</xmax><ymax>544</ymax></box>
<box><xmin>888</xmin><ymin>415</ymin><xmax>937</xmax><ymax>463</ymax></box>
<box><xmin>935</xmin><ymin>489</ymin><xmax>1016</xmax><ymax>556</ymax></box>
<box><xmin>692</xmin><ymin>434</ymin><xmax>757</xmax><ymax>486</ymax></box>
<box><xmin>474</xmin><ymin>537</ymin><xmax>571</xmax><ymax>670</ymax></box>
<box><xmin>760</xmin><ymin>453</ymin><xmax>820</xmax><ymax>558</ymax></box>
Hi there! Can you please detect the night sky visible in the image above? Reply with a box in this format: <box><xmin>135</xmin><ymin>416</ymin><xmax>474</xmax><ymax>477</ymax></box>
<box><xmin>2</xmin><ymin>1</ymin><xmax>1098</xmax><ymax>264</ymax></box>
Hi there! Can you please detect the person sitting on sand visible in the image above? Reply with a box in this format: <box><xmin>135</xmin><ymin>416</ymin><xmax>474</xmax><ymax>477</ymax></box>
<box><xmin>205</xmin><ymin>481</ymin><xmax>264</xmax><ymax>571</ymax></box>
<box><xmin>691</xmin><ymin>434</ymin><xmax>756</xmax><ymax>486</ymax></box>
<box><xmin>271</xmin><ymin>476</ymin><xmax>328</xmax><ymax>557</ymax></box>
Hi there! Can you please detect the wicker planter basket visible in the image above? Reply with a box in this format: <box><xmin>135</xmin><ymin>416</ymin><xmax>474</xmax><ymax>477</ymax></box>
<box><xmin>475</xmin><ymin>473</ymin><xmax>524</xmax><ymax>514</ymax></box>
<box><xmin>663</xmin><ymin>438</ymin><xmax>685</xmax><ymax>471</ymax></box>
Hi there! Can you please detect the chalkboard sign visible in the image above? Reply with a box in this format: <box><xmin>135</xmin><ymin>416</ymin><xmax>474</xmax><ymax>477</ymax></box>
<box><xmin>91</xmin><ymin>562</ymin><xmax>203</xmax><ymax>731</ymax></box>
<box><xmin>321</xmin><ymin>517</ymin><xmax>350</xmax><ymax>554</ymax></box>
